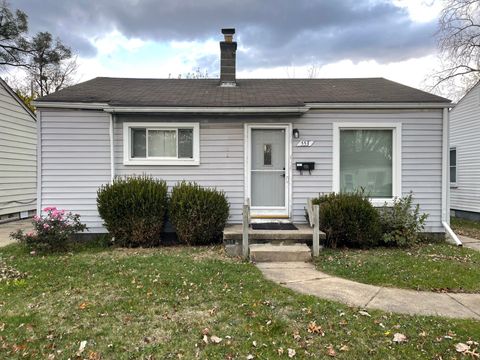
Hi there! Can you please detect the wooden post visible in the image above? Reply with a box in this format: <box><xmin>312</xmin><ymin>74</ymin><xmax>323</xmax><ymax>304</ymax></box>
<box><xmin>242</xmin><ymin>200</ymin><xmax>250</xmax><ymax>259</ymax></box>
<box><xmin>312</xmin><ymin>204</ymin><xmax>320</xmax><ymax>257</ymax></box>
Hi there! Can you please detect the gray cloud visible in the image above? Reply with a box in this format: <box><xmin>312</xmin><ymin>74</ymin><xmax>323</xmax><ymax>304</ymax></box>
<box><xmin>15</xmin><ymin>0</ymin><xmax>437</xmax><ymax>71</ymax></box>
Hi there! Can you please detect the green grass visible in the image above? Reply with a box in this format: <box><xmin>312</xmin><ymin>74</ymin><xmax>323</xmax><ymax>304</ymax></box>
<box><xmin>315</xmin><ymin>243</ymin><xmax>480</xmax><ymax>293</ymax></box>
<box><xmin>0</xmin><ymin>244</ymin><xmax>479</xmax><ymax>359</ymax></box>
<box><xmin>451</xmin><ymin>217</ymin><xmax>480</xmax><ymax>240</ymax></box>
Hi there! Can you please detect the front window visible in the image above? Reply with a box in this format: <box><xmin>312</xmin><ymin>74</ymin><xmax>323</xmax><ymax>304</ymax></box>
<box><xmin>334</xmin><ymin>123</ymin><xmax>401</xmax><ymax>204</ymax></box>
<box><xmin>340</xmin><ymin>129</ymin><xmax>393</xmax><ymax>198</ymax></box>
<box><xmin>124</xmin><ymin>122</ymin><xmax>199</xmax><ymax>165</ymax></box>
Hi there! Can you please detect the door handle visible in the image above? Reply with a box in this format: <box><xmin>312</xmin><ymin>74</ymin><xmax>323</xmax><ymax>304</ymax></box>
<box><xmin>281</xmin><ymin>173</ymin><xmax>285</xmax><ymax>177</ymax></box>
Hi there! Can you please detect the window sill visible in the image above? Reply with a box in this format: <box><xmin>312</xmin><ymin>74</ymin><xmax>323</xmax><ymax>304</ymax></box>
<box><xmin>370</xmin><ymin>198</ymin><xmax>396</xmax><ymax>207</ymax></box>
<box><xmin>123</xmin><ymin>158</ymin><xmax>200</xmax><ymax>166</ymax></box>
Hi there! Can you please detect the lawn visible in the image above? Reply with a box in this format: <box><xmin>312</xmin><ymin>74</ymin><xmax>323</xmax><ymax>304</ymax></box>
<box><xmin>315</xmin><ymin>243</ymin><xmax>480</xmax><ymax>293</ymax></box>
<box><xmin>451</xmin><ymin>217</ymin><xmax>480</xmax><ymax>240</ymax></box>
<box><xmin>1</xmin><ymin>244</ymin><xmax>479</xmax><ymax>359</ymax></box>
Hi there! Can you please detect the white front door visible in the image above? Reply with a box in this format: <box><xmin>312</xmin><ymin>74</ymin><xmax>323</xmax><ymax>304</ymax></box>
<box><xmin>247</xmin><ymin>125</ymin><xmax>290</xmax><ymax>217</ymax></box>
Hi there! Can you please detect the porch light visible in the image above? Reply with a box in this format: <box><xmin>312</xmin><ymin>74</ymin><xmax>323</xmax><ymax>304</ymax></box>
<box><xmin>293</xmin><ymin>128</ymin><xmax>300</xmax><ymax>138</ymax></box>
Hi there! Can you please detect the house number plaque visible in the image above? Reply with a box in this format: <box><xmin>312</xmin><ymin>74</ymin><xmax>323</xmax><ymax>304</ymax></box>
<box><xmin>296</xmin><ymin>140</ymin><xmax>314</xmax><ymax>147</ymax></box>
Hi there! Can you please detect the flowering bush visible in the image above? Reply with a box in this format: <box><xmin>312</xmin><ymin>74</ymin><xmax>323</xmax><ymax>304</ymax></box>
<box><xmin>10</xmin><ymin>207</ymin><xmax>87</xmax><ymax>252</ymax></box>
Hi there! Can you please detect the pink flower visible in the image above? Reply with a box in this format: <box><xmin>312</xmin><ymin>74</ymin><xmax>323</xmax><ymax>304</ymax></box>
<box><xmin>43</xmin><ymin>207</ymin><xmax>57</xmax><ymax>212</ymax></box>
<box><xmin>33</xmin><ymin>215</ymin><xmax>40</xmax><ymax>222</ymax></box>
<box><xmin>26</xmin><ymin>231</ymin><xmax>35</xmax><ymax>237</ymax></box>
<box><xmin>43</xmin><ymin>224</ymin><xmax>50</xmax><ymax>230</ymax></box>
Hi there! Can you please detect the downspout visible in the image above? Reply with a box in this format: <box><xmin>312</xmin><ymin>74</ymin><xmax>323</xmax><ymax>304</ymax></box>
<box><xmin>109</xmin><ymin>113</ymin><xmax>115</xmax><ymax>183</ymax></box>
<box><xmin>441</xmin><ymin>107</ymin><xmax>462</xmax><ymax>246</ymax></box>
<box><xmin>36</xmin><ymin>110</ymin><xmax>42</xmax><ymax>214</ymax></box>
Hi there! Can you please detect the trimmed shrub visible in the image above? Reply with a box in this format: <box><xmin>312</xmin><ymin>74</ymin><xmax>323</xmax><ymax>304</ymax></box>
<box><xmin>379</xmin><ymin>193</ymin><xmax>428</xmax><ymax>247</ymax></box>
<box><xmin>97</xmin><ymin>175</ymin><xmax>168</xmax><ymax>247</ymax></box>
<box><xmin>10</xmin><ymin>207</ymin><xmax>87</xmax><ymax>252</ymax></box>
<box><xmin>169</xmin><ymin>182</ymin><xmax>230</xmax><ymax>245</ymax></box>
<box><xmin>311</xmin><ymin>191</ymin><xmax>382</xmax><ymax>248</ymax></box>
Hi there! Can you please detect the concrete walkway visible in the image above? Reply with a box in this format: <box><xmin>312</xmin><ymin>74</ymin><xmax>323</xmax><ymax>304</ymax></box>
<box><xmin>0</xmin><ymin>219</ymin><xmax>32</xmax><ymax>248</ymax></box>
<box><xmin>257</xmin><ymin>262</ymin><xmax>480</xmax><ymax>320</ymax></box>
<box><xmin>460</xmin><ymin>235</ymin><xmax>480</xmax><ymax>251</ymax></box>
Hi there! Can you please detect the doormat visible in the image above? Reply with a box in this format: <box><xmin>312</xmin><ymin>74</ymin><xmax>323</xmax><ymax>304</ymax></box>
<box><xmin>251</xmin><ymin>223</ymin><xmax>298</xmax><ymax>230</ymax></box>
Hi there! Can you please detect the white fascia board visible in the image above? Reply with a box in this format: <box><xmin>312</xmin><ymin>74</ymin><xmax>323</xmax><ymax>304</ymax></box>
<box><xmin>104</xmin><ymin>106</ymin><xmax>310</xmax><ymax>114</ymax></box>
<box><xmin>32</xmin><ymin>102</ymin><xmax>310</xmax><ymax>113</ymax></box>
<box><xmin>307</xmin><ymin>102</ymin><xmax>453</xmax><ymax>109</ymax></box>
<box><xmin>32</xmin><ymin>101</ymin><xmax>109</xmax><ymax>109</ymax></box>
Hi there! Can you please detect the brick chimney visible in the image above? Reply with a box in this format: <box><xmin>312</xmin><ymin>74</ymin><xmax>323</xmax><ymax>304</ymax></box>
<box><xmin>220</xmin><ymin>28</ymin><xmax>236</xmax><ymax>87</ymax></box>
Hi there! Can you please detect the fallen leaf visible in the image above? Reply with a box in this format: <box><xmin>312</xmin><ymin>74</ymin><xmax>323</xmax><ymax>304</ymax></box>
<box><xmin>358</xmin><ymin>310</ymin><xmax>371</xmax><ymax>317</ymax></box>
<box><xmin>307</xmin><ymin>321</ymin><xmax>324</xmax><ymax>335</ymax></box>
<box><xmin>201</xmin><ymin>328</ymin><xmax>210</xmax><ymax>336</ymax></box>
<box><xmin>210</xmin><ymin>336</ymin><xmax>222</xmax><ymax>344</ymax></box>
<box><xmin>326</xmin><ymin>345</ymin><xmax>336</xmax><ymax>357</ymax></box>
<box><xmin>277</xmin><ymin>347</ymin><xmax>284</xmax><ymax>355</ymax></box>
<box><xmin>246</xmin><ymin>355</ymin><xmax>254</xmax><ymax>359</ymax></box>
<box><xmin>455</xmin><ymin>343</ymin><xmax>470</xmax><ymax>353</ymax></box>
<box><xmin>78</xmin><ymin>302</ymin><xmax>88</xmax><ymax>310</ymax></box>
<box><xmin>393</xmin><ymin>333</ymin><xmax>407</xmax><ymax>343</ymax></box>
<box><xmin>288</xmin><ymin>348</ymin><xmax>296</xmax><ymax>358</ymax></box>
<box><xmin>252</xmin><ymin>341</ymin><xmax>257</xmax><ymax>347</ymax></box>
<box><xmin>339</xmin><ymin>345</ymin><xmax>349</xmax><ymax>352</ymax></box>
<box><xmin>77</xmin><ymin>340</ymin><xmax>87</xmax><ymax>356</ymax></box>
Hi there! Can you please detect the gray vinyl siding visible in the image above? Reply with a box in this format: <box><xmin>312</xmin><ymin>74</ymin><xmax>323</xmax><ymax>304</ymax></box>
<box><xmin>292</xmin><ymin>110</ymin><xmax>444</xmax><ymax>233</ymax></box>
<box><xmin>450</xmin><ymin>84</ymin><xmax>480</xmax><ymax>214</ymax></box>
<box><xmin>114</xmin><ymin>116</ymin><xmax>245</xmax><ymax>222</ymax></box>
<box><xmin>40</xmin><ymin>110</ymin><xmax>111</xmax><ymax>232</ymax></box>
<box><xmin>39</xmin><ymin>108</ymin><xmax>444</xmax><ymax>233</ymax></box>
<box><xmin>0</xmin><ymin>84</ymin><xmax>36</xmax><ymax>216</ymax></box>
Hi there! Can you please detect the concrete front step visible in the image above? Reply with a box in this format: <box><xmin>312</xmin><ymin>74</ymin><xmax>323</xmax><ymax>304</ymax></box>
<box><xmin>249</xmin><ymin>243</ymin><xmax>312</xmax><ymax>262</ymax></box>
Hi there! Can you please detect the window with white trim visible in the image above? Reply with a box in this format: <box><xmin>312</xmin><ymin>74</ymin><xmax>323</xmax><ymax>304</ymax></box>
<box><xmin>124</xmin><ymin>122</ymin><xmax>200</xmax><ymax>165</ymax></box>
<box><xmin>334</xmin><ymin>123</ymin><xmax>401</xmax><ymax>205</ymax></box>
<box><xmin>450</xmin><ymin>147</ymin><xmax>457</xmax><ymax>185</ymax></box>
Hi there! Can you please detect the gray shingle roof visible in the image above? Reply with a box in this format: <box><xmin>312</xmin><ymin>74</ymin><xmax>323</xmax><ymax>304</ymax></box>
<box><xmin>36</xmin><ymin>77</ymin><xmax>450</xmax><ymax>107</ymax></box>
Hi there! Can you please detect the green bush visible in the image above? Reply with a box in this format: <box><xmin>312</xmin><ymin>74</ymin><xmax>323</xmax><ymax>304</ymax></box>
<box><xmin>96</xmin><ymin>175</ymin><xmax>168</xmax><ymax>247</ymax></box>
<box><xmin>169</xmin><ymin>182</ymin><xmax>230</xmax><ymax>245</ymax></box>
<box><xmin>379</xmin><ymin>193</ymin><xmax>428</xmax><ymax>247</ymax></box>
<box><xmin>311</xmin><ymin>191</ymin><xmax>382</xmax><ymax>248</ymax></box>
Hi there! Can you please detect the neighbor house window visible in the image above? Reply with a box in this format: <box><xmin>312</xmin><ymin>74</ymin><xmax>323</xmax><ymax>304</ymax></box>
<box><xmin>124</xmin><ymin>122</ymin><xmax>199</xmax><ymax>165</ymax></box>
<box><xmin>334</xmin><ymin>123</ymin><xmax>401</xmax><ymax>205</ymax></box>
<box><xmin>450</xmin><ymin>147</ymin><xmax>457</xmax><ymax>185</ymax></box>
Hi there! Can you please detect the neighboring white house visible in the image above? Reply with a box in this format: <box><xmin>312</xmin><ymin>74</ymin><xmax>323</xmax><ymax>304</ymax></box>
<box><xmin>0</xmin><ymin>78</ymin><xmax>36</xmax><ymax>221</ymax></box>
<box><xmin>450</xmin><ymin>82</ymin><xmax>480</xmax><ymax>220</ymax></box>
<box><xmin>33</xmin><ymin>29</ymin><xmax>454</xmax><ymax>237</ymax></box>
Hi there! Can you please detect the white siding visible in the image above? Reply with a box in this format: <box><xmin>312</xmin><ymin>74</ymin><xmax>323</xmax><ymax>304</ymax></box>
<box><xmin>450</xmin><ymin>85</ymin><xmax>480</xmax><ymax>214</ymax></box>
<box><xmin>115</xmin><ymin>116</ymin><xmax>244</xmax><ymax>223</ymax></box>
<box><xmin>292</xmin><ymin>110</ymin><xmax>444</xmax><ymax>232</ymax></box>
<box><xmin>0</xmin><ymin>83</ymin><xmax>36</xmax><ymax>216</ymax></box>
<box><xmin>40</xmin><ymin>108</ymin><xmax>444</xmax><ymax>233</ymax></box>
<box><xmin>40</xmin><ymin>110</ymin><xmax>111</xmax><ymax>232</ymax></box>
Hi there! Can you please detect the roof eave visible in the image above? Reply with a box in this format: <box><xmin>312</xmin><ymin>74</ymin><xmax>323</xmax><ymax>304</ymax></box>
<box><xmin>307</xmin><ymin>102</ymin><xmax>454</xmax><ymax>109</ymax></box>
<box><xmin>33</xmin><ymin>101</ymin><xmax>310</xmax><ymax>114</ymax></box>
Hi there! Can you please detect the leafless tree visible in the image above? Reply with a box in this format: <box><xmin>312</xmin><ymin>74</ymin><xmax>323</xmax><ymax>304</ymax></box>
<box><xmin>432</xmin><ymin>0</ymin><xmax>480</xmax><ymax>97</ymax></box>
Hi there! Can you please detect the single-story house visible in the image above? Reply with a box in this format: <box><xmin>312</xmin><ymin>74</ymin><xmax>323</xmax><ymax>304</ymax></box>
<box><xmin>34</xmin><ymin>29</ymin><xmax>456</xmax><ymax>240</ymax></box>
<box><xmin>0</xmin><ymin>78</ymin><xmax>36</xmax><ymax>222</ymax></box>
<box><xmin>449</xmin><ymin>82</ymin><xmax>480</xmax><ymax>221</ymax></box>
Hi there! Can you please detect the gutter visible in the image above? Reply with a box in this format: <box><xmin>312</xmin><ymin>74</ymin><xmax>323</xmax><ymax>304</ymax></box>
<box><xmin>102</xmin><ymin>106</ymin><xmax>310</xmax><ymax>114</ymax></box>
<box><xmin>307</xmin><ymin>102</ymin><xmax>453</xmax><ymax>109</ymax></box>
<box><xmin>442</xmin><ymin>107</ymin><xmax>462</xmax><ymax>246</ymax></box>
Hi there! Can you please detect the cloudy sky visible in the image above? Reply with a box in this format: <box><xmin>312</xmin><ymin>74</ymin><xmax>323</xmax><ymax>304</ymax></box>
<box><xmin>12</xmin><ymin>0</ymin><xmax>443</xmax><ymax>91</ymax></box>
